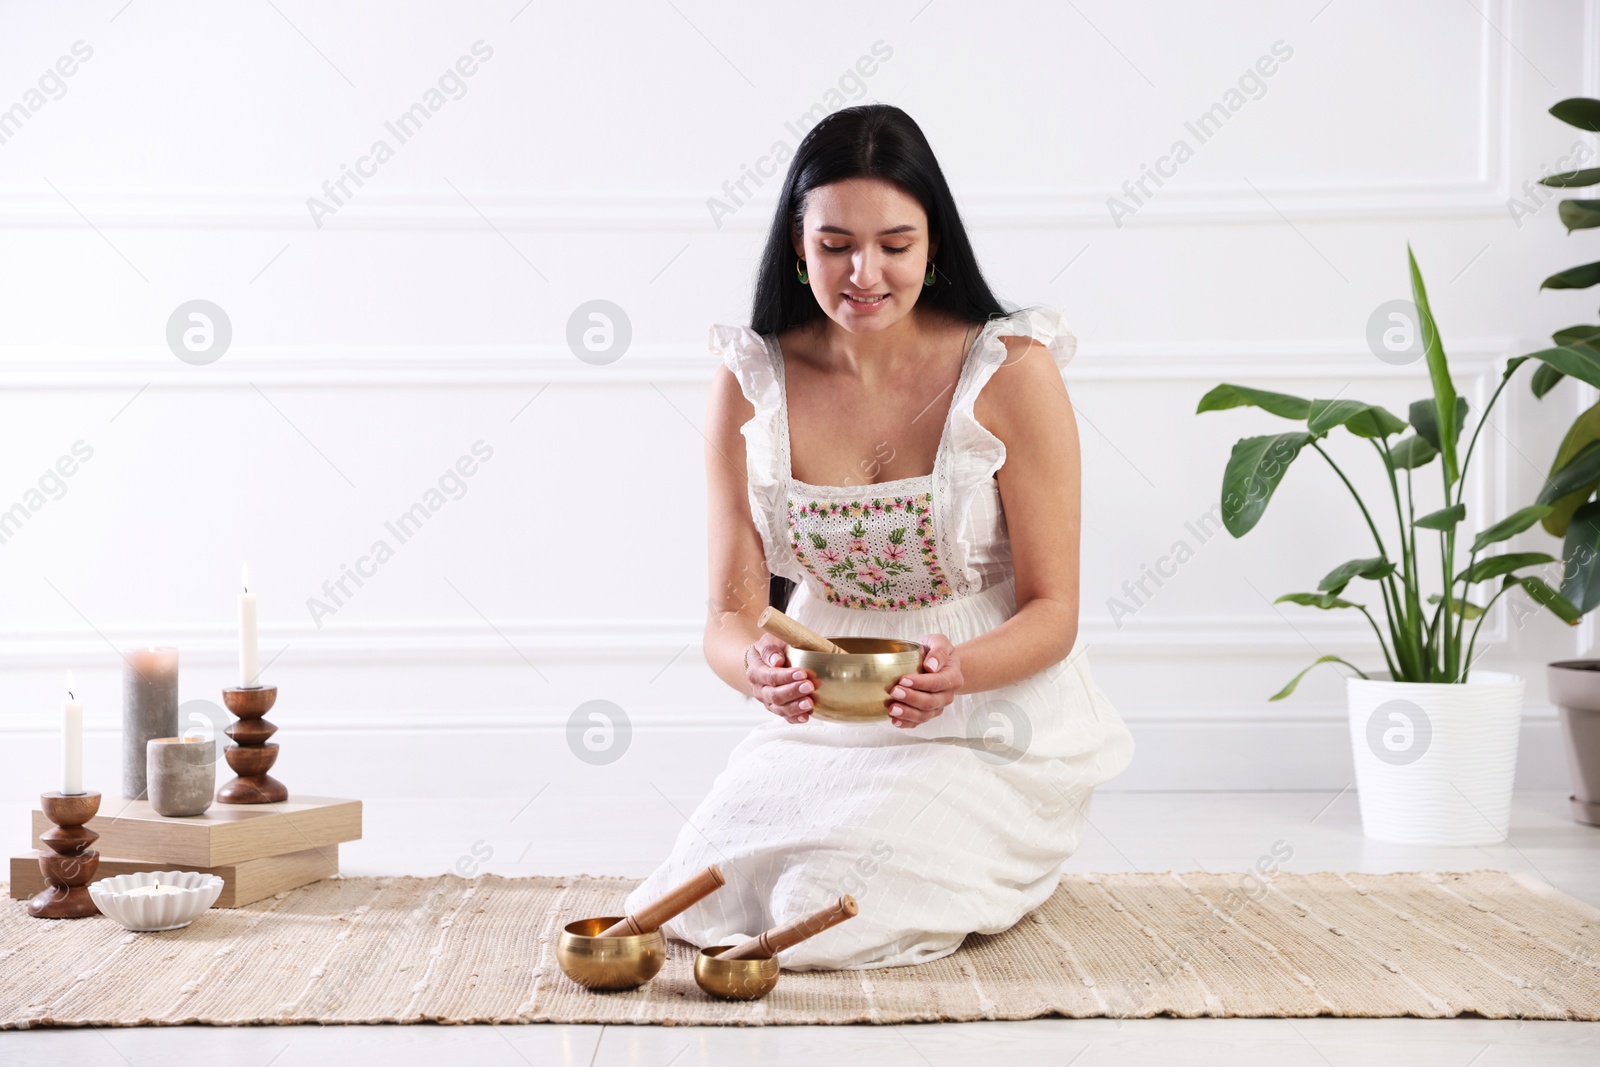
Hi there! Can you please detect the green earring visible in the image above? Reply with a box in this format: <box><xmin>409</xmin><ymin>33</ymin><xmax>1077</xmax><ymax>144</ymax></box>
<box><xmin>924</xmin><ymin>261</ymin><xmax>937</xmax><ymax>286</ymax></box>
<box><xmin>796</xmin><ymin>258</ymin><xmax>808</xmax><ymax>284</ymax></box>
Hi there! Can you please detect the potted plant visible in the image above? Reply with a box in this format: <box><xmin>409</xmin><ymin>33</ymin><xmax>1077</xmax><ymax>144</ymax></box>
<box><xmin>1198</xmin><ymin>246</ymin><xmax>1587</xmax><ymax>846</ymax></box>
<box><xmin>1522</xmin><ymin>96</ymin><xmax>1600</xmax><ymax>829</ymax></box>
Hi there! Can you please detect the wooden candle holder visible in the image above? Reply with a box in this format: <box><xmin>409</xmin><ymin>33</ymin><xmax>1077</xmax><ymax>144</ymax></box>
<box><xmin>217</xmin><ymin>685</ymin><xmax>287</xmax><ymax>804</ymax></box>
<box><xmin>29</xmin><ymin>791</ymin><xmax>101</xmax><ymax>918</ymax></box>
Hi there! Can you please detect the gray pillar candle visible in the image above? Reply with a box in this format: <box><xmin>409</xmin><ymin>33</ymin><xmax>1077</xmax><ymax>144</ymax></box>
<box><xmin>147</xmin><ymin>737</ymin><xmax>215</xmax><ymax>817</ymax></box>
<box><xmin>122</xmin><ymin>647</ymin><xmax>178</xmax><ymax>800</ymax></box>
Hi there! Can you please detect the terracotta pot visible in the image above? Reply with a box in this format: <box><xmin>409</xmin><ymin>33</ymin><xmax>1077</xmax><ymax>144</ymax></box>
<box><xmin>1545</xmin><ymin>660</ymin><xmax>1600</xmax><ymax>828</ymax></box>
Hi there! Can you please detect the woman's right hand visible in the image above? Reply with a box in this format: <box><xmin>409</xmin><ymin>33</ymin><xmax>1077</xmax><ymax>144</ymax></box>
<box><xmin>747</xmin><ymin>633</ymin><xmax>816</xmax><ymax>724</ymax></box>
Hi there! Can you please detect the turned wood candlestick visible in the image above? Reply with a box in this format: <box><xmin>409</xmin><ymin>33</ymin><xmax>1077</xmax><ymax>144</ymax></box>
<box><xmin>29</xmin><ymin>791</ymin><xmax>102</xmax><ymax>918</ymax></box>
<box><xmin>757</xmin><ymin>606</ymin><xmax>849</xmax><ymax>655</ymax></box>
<box><xmin>595</xmin><ymin>864</ymin><xmax>725</xmax><ymax>937</ymax></box>
<box><xmin>217</xmin><ymin>685</ymin><xmax>287</xmax><ymax>804</ymax></box>
<box><xmin>718</xmin><ymin>894</ymin><xmax>858</xmax><ymax>960</ymax></box>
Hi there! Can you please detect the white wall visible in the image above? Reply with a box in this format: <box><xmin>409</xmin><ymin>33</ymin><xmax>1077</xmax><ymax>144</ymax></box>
<box><xmin>2</xmin><ymin>0</ymin><xmax>1597</xmax><ymax>800</ymax></box>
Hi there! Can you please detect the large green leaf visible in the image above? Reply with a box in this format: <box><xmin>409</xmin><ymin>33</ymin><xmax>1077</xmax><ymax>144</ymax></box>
<box><xmin>1306</xmin><ymin>399</ymin><xmax>1407</xmax><ymax>439</ymax></box>
<box><xmin>1541</xmin><ymin>400</ymin><xmax>1600</xmax><ymax>536</ymax></box>
<box><xmin>1427</xmin><ymin>593</ymin><xmax>1486</xmax><ymax>619</ymax></box>
<box><xmin>1387</xmin><ymin>434</ymin><xmax>1438</xmax><ymax>470</ymax></box>
<box><xmin>1196</xmin><ymin>384</ymin><xmax>1312</xmax><ymax>420</ymax></box>
<box><xmin>1538</xmin><ymin>439</ymin><xmax>1600</xmax><ymax>508</ymax></box>
<box><xmin>1220</xmin><ymin>432</ymin><xmax>1314</xmax><ymax>537</ymax></box>
<box><xmin>1535</xmin><ymin>329</ymin><xmax>1600</xmax><ymax>396</ymax></box>
<box><xmin>1560</xmin><ymin>200</ymin><xmax>1600</xmax><ymax>231</ymax></box>
<box><xmin>1532</xmin><ymin>362</ymin><xmax>1566</xmax><ymax>398</ymax></box>
<box><xmin>1408</xmin><ymin>246</ymin><xmax>1459</xmax><ymax>485</ymax></box>
<box><xmin>1512</xmin><ymin>574</ymin><xmax>1583</xmax><ymax>625</ymax></box>
<box><xmin>1275</xmin><ymin>591</ymin><xmax>1362</xmax><ymax>610</ymax></box>
<box><xmin>1408</xmin><ymin>396</ymin><xmax>1468</xmax><ymax>452</ymax></box>
<box><xmin>1551</xmin><ymin>97</ymin><xmax>1600</xmax><ymax>132</ymax></box>
<box><xmin>1319</xmin><ymin>557</ymin><xmax>1396</xmax><ymax>596</ymax></box>
<box><xmin>1560</xmin><ymin>500</ymin><xmax>1600</xmax><ymax>614</ymax></box>
<box><xmin>1542</xmin><ymin>262</ymin><xmax>1600</xmax><ymax>290</ymax></box>
<box><xmin>1471</xmin><ymin>504</ymin><xmax>1556</xmax><ymax>553</ymax></box>
<box><xmin>1415</xmin><ymin>503</ymin><xmax>1466</xmax><ymax>530</ymax></box>
<box><xmin>1268</xmin><ymin>654</ymin><xmax>1370</xmax><ymax>701</ymax></box>
<box><xmin>1541</xmin><ymin>167</ymin><xmax>1600</xmax><ymax>188</ymax></box>
<box><xmin>1518</xmin><ymin>341</ymin><xmax>1600</xmax><ymax>390</ymax></box>
<box><xmin>1456</xmin><ymin>552</ymin><xmax>1558</xmax><ymax>584</ymax></box>
<box><xmin>1554</xmin><ymin>325</ymin><xmax>1600</xmax><ymax>345</ymax></box>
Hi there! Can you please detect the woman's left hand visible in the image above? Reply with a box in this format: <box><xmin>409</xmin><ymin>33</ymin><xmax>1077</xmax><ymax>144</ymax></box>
<box><xmin>887</xmin><ymin>633</ymin><xmax>963</xmax><ymax>728</ymax></box>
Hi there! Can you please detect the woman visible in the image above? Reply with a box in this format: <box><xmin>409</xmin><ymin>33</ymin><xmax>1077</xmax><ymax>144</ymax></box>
<box><xmin>624</xmin><ymin>105</ymin><xmax>1134</xmax><ymax>970</ymax></box>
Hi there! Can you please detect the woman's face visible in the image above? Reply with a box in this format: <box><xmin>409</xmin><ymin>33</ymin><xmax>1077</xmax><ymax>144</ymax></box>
<box><xmin>793</xmin><ymin>177</ymin><xmax>935</xmax><ymax>335</ymax></box>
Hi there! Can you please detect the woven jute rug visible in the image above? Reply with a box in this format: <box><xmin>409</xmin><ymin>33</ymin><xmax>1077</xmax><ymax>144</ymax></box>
<box><xmin>3</xmin><ymin>870</ymin><xmax>1597</xmax><ymax>1027</ymax></box>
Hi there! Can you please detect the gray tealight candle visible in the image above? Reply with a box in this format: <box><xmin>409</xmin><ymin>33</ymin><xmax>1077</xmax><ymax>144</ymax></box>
<box><xmin>122</xmin><ymin>647</ymin><xmax>178</xmax><ymax>800</ymax></box>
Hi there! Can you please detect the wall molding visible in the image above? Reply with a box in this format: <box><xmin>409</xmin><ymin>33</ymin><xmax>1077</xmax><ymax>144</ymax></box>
<box><xmin>0</xmin><ymin>338</ymin><xmax>1522</xmax><ymax>388</ymax></box>
<box><xmin>0</xmin><ymin>0</ymin><xmax>1519</xmax><ymax>234</ymax></box>
<box><xmin>0</xmin><ymin>702</ymin><xmax>1559</xmax><ymax>734</ymax></box>
<box><xmin>0</xmin><ymin>714</ymin><xmax>1567</xmax><ymax>795</ymax></box>
<box><xmin>0</xmin><ymin>181</ymin><xmax>1514</xmax><ymax>234</ymax></box>
<box><xmin>0</xmin><ymin>606</ymin><xmax>1513</xmax><ymax>675</ymax></box>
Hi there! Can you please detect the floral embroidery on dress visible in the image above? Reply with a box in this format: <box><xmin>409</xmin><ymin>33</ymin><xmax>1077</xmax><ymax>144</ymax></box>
<box><xmin>787</xmin><ymin>492</ymin><xmax>955</xmax><ymax>610</ymax></box>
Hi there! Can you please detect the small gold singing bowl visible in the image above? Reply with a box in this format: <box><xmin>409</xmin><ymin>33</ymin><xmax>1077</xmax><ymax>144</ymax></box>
<box><xmin>694</xmin><ymin>945</ymin><xmax>782</xmax><ymax>1000</ymax></box>
<box><xmin>788</xmin><ymin>637</ymin><xmax>925</xmax><ymax>723</ymax></box>
<box><xmin>556</xmin><ymin>916</ymin><xmax>667</xmax><ymax>991</ymax></box>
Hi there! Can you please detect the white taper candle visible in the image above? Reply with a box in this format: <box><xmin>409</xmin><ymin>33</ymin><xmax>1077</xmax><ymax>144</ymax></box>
<box><xmin>239</xmin><ymin>562</ymin><xmax>260</xmax><ymax>688</ymax></box>
<box><xmin>63</xmin><ymin>669</ymin><xmax>83</xmax><ymax>795</ymax></box>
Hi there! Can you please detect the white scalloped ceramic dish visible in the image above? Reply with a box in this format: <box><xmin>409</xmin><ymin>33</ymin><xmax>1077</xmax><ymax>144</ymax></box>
<box><xmin>88</xmin><ymin>870</ymin><xmax>224</xmax><ymax>931</ymax></box>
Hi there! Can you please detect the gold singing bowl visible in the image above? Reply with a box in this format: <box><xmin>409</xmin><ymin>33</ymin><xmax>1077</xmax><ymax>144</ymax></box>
<box><xmin>556</xmin><ymin>916</ymin><xmax>667</xmax><ymax>990</ymax></box>
<box><xmin>787</xmin><ymin>637</ymin><xmax>925</xmax><ymax>724</ymax></box>
<box><xmin>694</xmin><ymin>945</ymin><xmax>782</xmax><ymax>1000</ymax></box>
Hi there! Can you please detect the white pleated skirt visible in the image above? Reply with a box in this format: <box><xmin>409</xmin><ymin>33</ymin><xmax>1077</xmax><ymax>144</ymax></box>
<box><xmin>623</xmin><ymin>574</ymin><xmax>1135</xmax><ymax>970</ymax></box>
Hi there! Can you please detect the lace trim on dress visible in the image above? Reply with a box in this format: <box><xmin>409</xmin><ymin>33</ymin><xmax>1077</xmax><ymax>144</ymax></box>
<box><xmin>936</xmin><ymin>307</ymin><xmax>1078</xmax><ymax>596</ymax></box>
<box><xmin>711</xmin><ymin>306</ymin><xmax>1079</xmax><ymax>597</ymax></box>
<box><xmin>711</xmin><ymin>323</ymin><xmax>807</xmax><ymax>585</ymax></box>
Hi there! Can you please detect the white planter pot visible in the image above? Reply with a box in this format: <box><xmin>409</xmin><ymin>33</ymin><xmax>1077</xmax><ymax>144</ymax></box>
<box><xmin>1346</xmin><ymin>671</ymin><xmax>1523</xmax><ymax>846</ymax></box>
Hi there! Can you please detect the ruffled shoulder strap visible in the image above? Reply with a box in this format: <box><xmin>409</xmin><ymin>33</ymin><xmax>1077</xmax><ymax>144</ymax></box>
<box><xmin>937</xmin><ymin>306</ymin><xmax>1079</xmax><ymax>596</ymax></box>
<box><xmin>709</xmin><ymin>324</ymin><xmax>806</xmax><ymax>585</ymax></box>
<box><xmin>971</xmin><ymin>305</ymin><xmax>1078</xmax><ymax>372</ymax></box>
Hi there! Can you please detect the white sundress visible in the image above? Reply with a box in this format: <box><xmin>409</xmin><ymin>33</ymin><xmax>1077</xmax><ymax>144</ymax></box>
<box><xmin>624</xmin><ymin>306</ymin><xmax>1136</xmax><ymax>971</ymax></box>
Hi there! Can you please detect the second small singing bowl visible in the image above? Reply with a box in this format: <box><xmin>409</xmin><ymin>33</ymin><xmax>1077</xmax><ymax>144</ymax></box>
<box><xmin>556</xmin><ymin>917</ymin><xmax>667</xmax><ymax>991</ymax></box>
<box><xmin>788</xmin><ymin>637</ymin><xmax>925</xmax><ymax>724</ymax></box>
<box><xmin>694</xmin><ymin>945</ymin><xmax>782</xmax><ymax>1000</ymax></box>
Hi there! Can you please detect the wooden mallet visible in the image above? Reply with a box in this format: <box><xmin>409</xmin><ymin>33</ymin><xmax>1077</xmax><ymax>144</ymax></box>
<box><xmin>716</xmin><ymin>894</ymin><xmax>859</xmax><ymax>960</ymax></box>
<box><xmin>595</xmin><ymin>864</ymin><xmax>725</xmax><ymax>937</ymax></box>
<box><xmin>756</xmin><ymin>606</ymin><xmax>850</xmax><ymax>655</ymax></box>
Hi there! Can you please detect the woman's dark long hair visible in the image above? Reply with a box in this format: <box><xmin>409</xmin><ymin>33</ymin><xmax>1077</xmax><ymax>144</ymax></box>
<box><xmin>750</xmin><ymin>105</ymin><xmax>1008</xmax><ymax>335</ymax></box>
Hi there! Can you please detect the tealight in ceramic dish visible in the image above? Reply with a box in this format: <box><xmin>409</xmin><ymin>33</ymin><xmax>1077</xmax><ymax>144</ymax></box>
<box><xmin>88</xmin><ymin>870</ymin><xmax>223</xmax><ymax>931</ymax></box>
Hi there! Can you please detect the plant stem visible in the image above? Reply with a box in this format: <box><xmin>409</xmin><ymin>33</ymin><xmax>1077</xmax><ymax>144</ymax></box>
<box><xmin>1457</xmin><ymin>368</ymin><xmax>1515</xmax><ymax>504</ymax></box>
<box><xmin>1403</xmin><ymin>462</ymin><xmax>1425</xmax><ymax>680</ymax></box>
<box><xmin>1462</xmin><ymin>581</ymin><xmax>1514</xmax><ymax>682</ymax></box>
<box><xmin>1312</xmin><ymin>440</ymin><xmax>1416</xmax><ymax>680</ymax></box>
<box><xmin>1358</xmin><ymin>605</ymin><xmax>1401</xmax><ymax>680</ymax></box>
<box><xmin>1446</xmin><ymin>529</ymin><xmax>1463</xmax><ymax>679</ymax></box>
<box><xmin>1311</xmin><ymin>440</ymin><xmax>1397</xmax><ymax>595</ymax></box>
<box><xmin>1311</xmin><ymin>441</ymin><xmax>1387</xmax><ymax>551</ymax></box>
<box><xmin>1375</xmin><ymin>438</ymin><xmax>1422</xmax><ymax>680</ymax></box>
<box><xmin>1378</xmin><ymin>578</ymin><xmax>1414</xmax><ymax>679</ymax></box>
